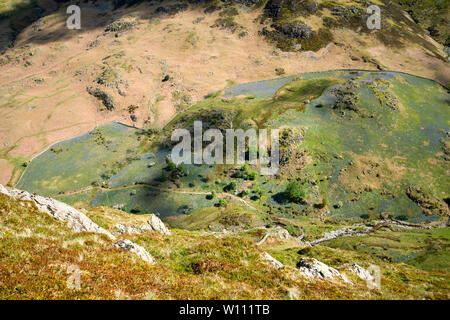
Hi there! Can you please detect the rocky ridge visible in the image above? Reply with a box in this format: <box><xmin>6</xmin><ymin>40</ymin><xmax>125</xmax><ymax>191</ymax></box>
<box><xmin>0</xmin><ymin>184</ymin><xmax>157</xmax><ymax>263</ymax></box>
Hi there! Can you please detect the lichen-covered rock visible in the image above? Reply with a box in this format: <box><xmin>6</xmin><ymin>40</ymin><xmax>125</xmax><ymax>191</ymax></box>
<box><xmin>0</xmin><ymin>185</ymin><xmax>115</xmax><ymax>240</ymax></box>
<box><xmin>273</xmin><ymin>22</ymin><xmax>314</xmax><ymax>39</ymax></box>
<box><xmin>114</xmin><ymin>239</ymin><xmax>155</xmax><ymax>264</ymax></box>
<box><xmin>0</xmin><ymin>184</ymin><xmax>156</xmax><ymax>263</ymax></box>
<box><xmin>297</xmin><ymin>258</ymin><xmax>352</xmax><ymax>284</ymax></box>
<box><xmin>256</xmin><ymin>226</ymin><xmax>291</xmax><ymax>245</ymax></box>
<box><xmin>87</xmin><ymin>87</ymin><xmax>115</xmax><ymax>110</ymax></box>
<box><xmin>104</xmin><ymin>19</ymin><xmax>138</xmax><ymax>33</ymax></box>
<box><xmin>347</xmin><ymin>263</ymin><xmax>374</xmax><ymax>281</ymax></box>
<box><xmin>332</xmin><ymin>80</ymin><xmax>360</xmax><ymax>113</ymax></box>
<box><xmin>263</xmin><ymin>252</ymin><xmax>284</xmax><ymax>269</ymax></box>
<box><xmin>406</xmin><ymin>186</ymin><xmax>449</xmax><ymax>216</ymax></box>
<box><xmin>444</xmin><ymin>47</ymin><xmax>450</xmax><ymax>61</ymax></box>
<box><xmin>142</xmin><ymin>214</ymin><xmax>172</xmax><ymax>235</ymax></box>
<box><xmin>297</xmin><ymin>258</ymin><xmax>341</xmax><ymax>279</ymax></box>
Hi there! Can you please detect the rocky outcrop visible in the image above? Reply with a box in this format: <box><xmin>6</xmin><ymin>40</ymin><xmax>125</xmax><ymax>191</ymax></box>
<box><xmin>346</xmin><ymin>263</ymin><xmax>373</xmax><ymax>281</ymax></box>
<box><xmin>104</xmin><ymin>18</ymin><xmax>138</xmax><ymax>34</ymax></box>
<box><xmin>264</xmin><ymin>0</ymin><xmax>318</xmax><ymax>20</ymax></box>
<box><xmin>0</xmin><ymin>184</ymin><xmax>114</xmax><ymax>239</ymax></box>
<box><xmin>331</xmin><ymin>80</ymin><xmax>360</xmax><ymax>114</ymax></box>
<box><xmin>263</xmin><ymin>252</ymin><xmax>284</xmax><ymax>269</ymax></box>
<box><xmin>406</xmin><ymin>186</ymin><xmax>449</xmax><ymax>217</ymax></box>
<box><xmin>297</xmin><ymin>258</ymin><xmax>339</xmax><ymax>279</ymax></box>
<box><xmin>114</xmin><ymin>239</ymin><xmax>155</xmax><ymax>264</ymax></box>
<box><xmin>256</xmin><ymin>226</ymin><xmax>291</xmax><ymax>245</ymax></box>
<box><xmin>142</xmin><ymin>214</ymin><xmax>172</xmax><ymax>235</ymax></box>
<box><xmin>273</xmin><ymin>22</ymin><xmax>314</xmax><ymax>40</ymax></box>
<box><xmin>297</xmin><ymin>258</ymin><xmax>352</xmax><ymax>284</ymax></box>
<box><xmin>114</xmin><ymin>214</ymin><xmax>172</xmax><ymax>236</ymax></box>
<box><xmin>0</xmin><ymin>185</ymin><xmax>155</xmax><ymax>263</ymax></box>
<box><xmin>87</xmin><ymin>87</ymin><xmax>115</xmax><ymax>110</ymax></box>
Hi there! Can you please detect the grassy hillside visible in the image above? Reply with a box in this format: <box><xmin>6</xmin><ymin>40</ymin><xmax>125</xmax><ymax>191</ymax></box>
<box><xmin>1</xmin><ymin>0</ymin><xmax>449</xmax><ymax>187</ymax></box>
<box><xmin>17</xmin><ymin>70</ymin><xmax>450</xmax><ymax>224</ymax></box>
<box><xmin>1</xmin><ymin>190</ymin><xmax>449</xmax><ymax>299</ymax></box>
<box><xmin>1</xmin><ymin>0</ymin><xmax>449</xmax><ymax>300</ymax></box>
<box><xmin>391</xmin><ymin>0</ymin><xmax>450</xmax><ymax>46</ymax></box>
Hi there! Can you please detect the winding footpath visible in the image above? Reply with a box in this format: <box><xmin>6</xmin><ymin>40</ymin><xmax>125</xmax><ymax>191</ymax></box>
<box><xmin>56</xmin><ymin>183</ymin><xmax>449</xmax><ymax>245</ymax></box>
<box><xmin>308</xmin><ymin>218</ymin><xmax>449</xmax><ymax>246</ymax></box>
<box><xmin>55</xmin><ymin>183</ymin><xmax>263</xmax><ymax>213</ymax></box>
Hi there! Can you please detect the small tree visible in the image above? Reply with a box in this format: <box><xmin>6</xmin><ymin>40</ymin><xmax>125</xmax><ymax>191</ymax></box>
<box><xmin>167</xmin><ymin>161</ymin><xmax>176</xmax><ymax>171</ymax></box>
<box><xmin>285</xmin><ymin>181</ymin><xmax>308</xmax><ymax>203</ymax></box>
<box><xmin>224</xmin><ymin>181</ymin><xmax>237</xmax><ymax>192</ymax></box>
<box><xmin>207</xmin><ymin>190</ymin><xmax>216</xmax><ymax>200</ymax></box>
<box><xmin>218</xmin><ymin>199</ymin><xmax>227</xmax><ymax>207</ymax></box>
<box><xmin>247</xmin><ymin>171</ymin><xmax>257</xmax><ymax>181</ymax></box>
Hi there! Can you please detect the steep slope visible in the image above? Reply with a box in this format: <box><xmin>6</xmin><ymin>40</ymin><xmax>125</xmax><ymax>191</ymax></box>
<box><xmin>0</xmin><ymin>185</ymin><xmax>449</xmax><ymax>299</ymax></box>
<box><xmin>391</xmin><ymin>0</ymin><xmax>450</xmax><ymax>46</ymax></box>
<box><xmin>0</xmin><ymin>0</ymin><xmax>449</xmax><ymax>186</ymax></box>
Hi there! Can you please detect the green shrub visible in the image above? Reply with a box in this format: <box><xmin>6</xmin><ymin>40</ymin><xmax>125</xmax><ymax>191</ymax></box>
<box><xmin>207</xmin><ymin>191</ymin><xmax>216</xmax><ymax>200</ymax></box>
<box><xmin>396</xmin><ymin>215</ymin><xmax>408</xmax><ymax>221</ymax></box>
<box><xmin>360</xmin><ymin>214</ymin><xmax>370</xmax><ymax>220</ymax></box>
<box><xmin>254</xmin><ymin>186</ymin><xmax>263</xmax><ymax>196</ymax></box>
<box><xmin>224</xmin><ymin>181</ymin><xmax>237</xmax><ymax>192</ymax></box>
<box><xmin>167</xmin><ymin>161</ymin><xmax>176</xmax><ymax>171</ymax></box>
<box><xmin>284</xmin><ymin>181</ymin><xmax>308</xmax><ymax>203</ymax></box>
<box><xmin>247</xmin><ymin>171</ymin><xmax>258</xmax><ymax>181</ymax></box>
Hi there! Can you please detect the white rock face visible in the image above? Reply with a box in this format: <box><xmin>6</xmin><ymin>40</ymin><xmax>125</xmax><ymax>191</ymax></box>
<box><xmin>347</xmin><ymin>263</ymin><xmax>374</xmax><ymax>281</ymax></box>
<box><xmin>0</xmin><ymin>184</ymin><xmax>9</xmax><ymax>195</ymax></box>
<box><xmin>0</xmin><ymin>184</ymin><xmax>155</xmax><ymax>264</ymax></box>
<box><xmin>297</xmin><ymin>258</ymin><xmax>341</xmax><ymax>279</ymax></box>
<box><xmin>0</xmin><ymin>185</ymin><xmax>115</xmax><ymax>240</ymax></box>
<box><xmin>297</xmin><ymin>258</ymin><xmax>352</xmax><ymax>284</ymax></box>
<box><xmin>114</xmin><ymin>239</ymin><xmax>155</xmax><ymax>264</ymax></box>
<box><xmin>142</xmin><ymin>214</ymin><xmax>172</xmax><ymax>235</ymax></box>
<box><xmin>256</xmin><ymin>227</ymin><xmax>292</xmax><ymax>245</ymax></box>
<box><xmin>263</xmin><ymin>252</ymin><xmax>284</xmax><ymax>269</ymax></box>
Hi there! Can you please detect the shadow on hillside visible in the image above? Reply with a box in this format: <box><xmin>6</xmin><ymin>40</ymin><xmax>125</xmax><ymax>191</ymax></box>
<box><xmin>0</xmin><ymin>0</ymin><xmax>448</xmax><ymax>87</ymax></box>
<box><xmin>0</xmin><ymin>0</ymin><xmax>229</xmax><ymax>53</ymax></box>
